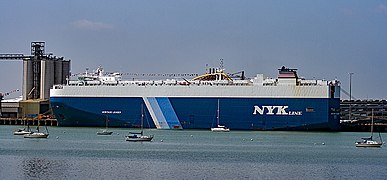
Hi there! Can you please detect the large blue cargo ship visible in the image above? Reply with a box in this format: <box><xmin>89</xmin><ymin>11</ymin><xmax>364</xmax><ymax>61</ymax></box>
<box><xmin>50</xmin><ymin>66</ymin><xmax>341</xmax><ymax>130</ymax></box>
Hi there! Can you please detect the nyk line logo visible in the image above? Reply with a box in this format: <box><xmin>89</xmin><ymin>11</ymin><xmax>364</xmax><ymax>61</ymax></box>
<box><xmin>253</xmin><ymin>106</ymin><xmax>302</xmax><ymax>116</ymax></box>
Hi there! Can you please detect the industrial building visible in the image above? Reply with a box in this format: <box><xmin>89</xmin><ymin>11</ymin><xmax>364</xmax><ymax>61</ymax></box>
<box><xmin>0</xmin><ymin>42</ymin><xmax>70</xmax><ymax>121</ymax></box>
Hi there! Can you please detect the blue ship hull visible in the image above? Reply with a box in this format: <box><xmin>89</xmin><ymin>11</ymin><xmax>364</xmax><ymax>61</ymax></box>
<box><xmin>50</xmin><ymin>97</ymin><xmax>340</xmax><ymax>130</ymax></box>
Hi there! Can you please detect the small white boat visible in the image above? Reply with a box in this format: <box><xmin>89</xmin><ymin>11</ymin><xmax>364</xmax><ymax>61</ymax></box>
<box><xmin>355</xmin><ymin>137</ymin><xmax>382</xmax><ymax>147</ymax></box>
<box><xmin>14</xmin><ymin>126</ymin><xmax>33</xmax><ymax>135</ymax></box>
<box><xmin>14</xmin><ymin>129</ymin><xmax>33</xmax><ymax>135</ymax></box>
<box><xmin>97</xmin><ymin>129</ymin><xmax>113</xmax><ymax>135</ymax></box>
<box><xmin>24</xmin><ymin>125</ymin><xmax>49</xmax><ymax>138</ymax></box>
<box><xmin>24</xmin><ymin>132</ymin><xmax>49</xmax><ymax>138</ymax></box>
<box><xmin>126</xmin><ymin>104</ymin><xmax>153</xmax><ymax>142</ymax></box>
<box><xmin>97</xmin><ymin>116</ymin><xmax>113</xmax><ymax>135</ymax></box>
<box><xmin>355</xmin><ymin>109</ymin><xmax>383</xmax><ymax>148</ymax></box>
<box><xmin>211</xmin><ymin>99</ymin><xmax>230</xmax><ymax>132</ymax></box>
<box><xmin>211</xmin><ymin>125</ymin><xmax>230</xmax><ymax>132</ymax></box>
<box><xmin>125</xmin><ymin>131</ymin><xmax>154</xmax><ymax>142</ymax></box>
<box><xmin>14</xmin><ymin>122</ymin><xmax>32</xmax><ymax>135</ymax></box>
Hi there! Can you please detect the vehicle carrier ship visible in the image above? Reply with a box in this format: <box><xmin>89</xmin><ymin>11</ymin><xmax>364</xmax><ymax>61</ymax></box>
<box><xmin>50</xmin><ymin>66</ymin><xmax>341</xmax><ymax>130</ymax></box>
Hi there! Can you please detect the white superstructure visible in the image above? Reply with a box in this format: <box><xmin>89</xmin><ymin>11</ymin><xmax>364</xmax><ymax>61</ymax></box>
<box><xmin>51</xmin><ymin>66</ymin><xmax>340</xmax><ymax>99</ymax></box>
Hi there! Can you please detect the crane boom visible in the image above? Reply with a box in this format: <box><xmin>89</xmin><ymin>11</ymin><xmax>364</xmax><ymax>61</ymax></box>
<box><xmin>0</xmin><ymin>54</ymin><xmax>31</xmax><ymax>60</ymax></box>
<box><xmin>0</xmin><ymin>89</ymin><xmax>20</xmax><ymax>100</ymax></box>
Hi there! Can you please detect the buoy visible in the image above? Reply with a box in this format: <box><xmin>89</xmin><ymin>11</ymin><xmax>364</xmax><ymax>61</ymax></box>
<box><xmin>322</xmin><ymin>143</ymin><xmax>325</xmax><ymax>145</ymax></box>
<box><xmin>250</xmin><ymin>138</ymin><xmax>253</xmax><ymax>141</ymax></box>
<box><xmin>190</xmin><ymin>135</ymin><xmax>193</xmax><ymax>137</ymax></box>
<box><xmin>56</xmin><ymin>136</ymin><xmax>59</xmax><ymax>139</ymax></box>
<box><xmin>160</xmin><ymin>139</ymin><xmax>163</xmax><ymax>142</ymax></box>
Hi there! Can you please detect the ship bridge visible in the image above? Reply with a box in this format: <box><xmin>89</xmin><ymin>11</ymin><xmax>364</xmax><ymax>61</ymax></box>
<box><xmin>192</xmin><ymin>68</ymin><xmax>233</xmax><ymax>81</ymax></box>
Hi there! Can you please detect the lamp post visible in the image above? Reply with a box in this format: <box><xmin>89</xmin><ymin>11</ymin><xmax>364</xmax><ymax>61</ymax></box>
<box><xmin>349</xmin><ymin>72</ymin><xmax>354</xmax><ymax>121</ymax></box>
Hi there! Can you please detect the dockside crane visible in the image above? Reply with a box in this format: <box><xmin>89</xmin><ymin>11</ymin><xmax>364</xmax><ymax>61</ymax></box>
<box><xmin>0</xmin><ymin>42</ymin><xmax>69</xmax><ymax>100</ymax></box>
<box><xmin>0</xmin><ymin>89</ymin><xmax>19</xmax><ymax>117</ymax></box>
<box><xmin>0</xmin><ymin>89</ymin><xmax>20</xmax><ymax>100</ymax></box>
<box><xmin>1</xmin><ymin>42</ymin><xmax>47</xmax><ymax>100</ymax></box>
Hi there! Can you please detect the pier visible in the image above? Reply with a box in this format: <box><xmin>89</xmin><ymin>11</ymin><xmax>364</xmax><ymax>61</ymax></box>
<box><xmin>340</xmin><ymin>99</ymin><xmax>387</xmax><ymax>132</ymax></box>
<box><xmin>0</xmin><ymin>118</ymin><xmax>57</xmax><ymax>126</ymax></box>
<box><xmin>340</xmin><ymin>119</ymin><xmax>387</xmax><ymax>132</ymax></box>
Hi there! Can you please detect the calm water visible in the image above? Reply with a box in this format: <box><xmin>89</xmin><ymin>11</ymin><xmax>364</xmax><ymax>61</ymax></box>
<box><xmin>1</xmin><ymin>126</ymin><xmax>387</xmax><ymax>180</ymax></box>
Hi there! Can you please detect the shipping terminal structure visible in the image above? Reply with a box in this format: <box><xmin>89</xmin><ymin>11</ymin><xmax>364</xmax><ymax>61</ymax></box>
<box><xmin>1</xmin><ymin>42</ymin><xmax>70</xmax><ymax>121</ymax></box>
<box><xmin>50</xmin><ymin>65</ymin><xmax>341</xmax><ymax>131</ymax></box>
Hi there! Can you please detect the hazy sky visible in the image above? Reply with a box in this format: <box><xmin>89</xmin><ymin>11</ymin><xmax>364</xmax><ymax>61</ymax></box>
<box><xmin>1</xmin><ymin>1</ymin><xmax>386</xmax><ymax>99</ymax></box>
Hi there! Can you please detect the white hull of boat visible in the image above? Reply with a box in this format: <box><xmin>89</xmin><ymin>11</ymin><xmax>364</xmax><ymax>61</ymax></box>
<box><xmin>355</xmin><ymin>141</ymin><xmax>382</xmax><ymax>148</ymax></box>
<box><xmin>97</xmin><ymin>130</ymin><xmax>113</xmax><ymax>135</ymax></box>
<box><xmin>211</xmin><ymin>124</ymin><xmax>230</xmax><ymax>132</ymax></box>
<box><xmin>211</xmin><ymin>127</ymin><xmax>230</xmax><ymax>132</ymax></box>
<box><xmin>125</xmin><ymin>135</ymin><xmax>153</xmax><ymax>142</ymax></box>
<box><xmin>14</xmin><ymin>131</ymin><xmax>33</xmax><ymax>135</ymax></box>
<box><xmin>24</xmin><ymin>133</ymin><xmax>49</xmax><ymax>138</ymax></box>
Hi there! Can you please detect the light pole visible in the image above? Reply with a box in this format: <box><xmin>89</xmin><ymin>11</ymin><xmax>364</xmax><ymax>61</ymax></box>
<box><xmin>349</xmin><ymin>72</ymin><xmax>354</xmax><ymax>121</ymax></box>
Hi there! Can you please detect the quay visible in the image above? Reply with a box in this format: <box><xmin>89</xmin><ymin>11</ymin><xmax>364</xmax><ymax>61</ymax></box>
<box><xmin>340</xmin><ymin>99</ymin><xmax>387</xmax><ymax>132</ymax></box>
<box><xmin>341</xmin><ymin>120</ymin><xmax>387</xmax><ymax>132</ymax></box>
<box><xmin>0</xmin><ymin>118</ymin><xmax>57</xmax><ymax>126</ymax></box>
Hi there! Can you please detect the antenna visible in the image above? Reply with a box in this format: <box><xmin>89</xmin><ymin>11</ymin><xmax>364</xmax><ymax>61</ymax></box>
<box><xmin>349</xmin><ymin>72</ymin><xmax>354</xmax><ymax>121</ymax></box>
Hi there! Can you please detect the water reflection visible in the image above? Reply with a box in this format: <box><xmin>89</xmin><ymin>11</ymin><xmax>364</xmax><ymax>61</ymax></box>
<box><xmin>22</xmin><ymin>158</ymin><xmax>67</xmax><ymax>179</ymax></box>
<box><xmin>0</xmin><ymin>125</ymin><xmax>385</xmax><ymax>179</ymax></box>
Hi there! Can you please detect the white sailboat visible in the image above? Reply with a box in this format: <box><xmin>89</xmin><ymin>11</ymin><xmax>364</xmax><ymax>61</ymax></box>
<box><xmin>355</xmin><ymin>109</ymin><xmax>383</xmax><ymax>147</ymax></box>
<box><xmin>126</xmin><ymin>104</ymin><xmax>153</xmax><ymax>142</ymax></box>
<box><xmin>211</xmin><ymin>99</ymin><xmax>230</xmax><ymax>132</ymax></box>
<box><xmin>24</xmin><ymin>121</ymin><xmax>49</xmax><ymax>138</ymax></box>
<box><xmin>14</xmin><ymin>121</ymin><xmax>32</xmax><ymax>135</ymax></box>
<box><xmin>97</xmin><ymin>116</ymin><xmax>113</xmax><ymax>135</ymax></box>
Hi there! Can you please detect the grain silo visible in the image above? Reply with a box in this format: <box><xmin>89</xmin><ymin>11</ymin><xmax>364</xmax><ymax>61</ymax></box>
<box><xmin>1</xmin><ymin>41</ymin><xmax>71</xmax><ymax>119</ymax></box>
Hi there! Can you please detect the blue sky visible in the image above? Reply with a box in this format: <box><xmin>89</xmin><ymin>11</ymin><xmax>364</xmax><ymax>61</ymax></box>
<box><xmin>1</xmin><ymin>0</ymin><xmax>386</xmax><ymax>99</ymax></box>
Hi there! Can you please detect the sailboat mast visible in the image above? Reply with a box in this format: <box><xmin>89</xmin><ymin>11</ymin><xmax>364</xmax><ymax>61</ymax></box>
<box><xmin>371</xmin><ymin>109</ymin><xmax>374</xmax><ymax>138</ymax></box>
<box><xmin>217</xmin><ymin>99</ymin><xmax>220</xmax><ymax>125</ymax></box>
<box><xmin>45</xmin><ymin>120</ymin><xmax>49</xmax><ymax>134</ymax></box>
<box><xmin>106</xmin><ymin>115</ymin><xmax>109</xmax><ymax>129</ymax></box>
<box><xmin>37</xmin><ymin>119</ymin><xmax>40</xmax><ymax>132</ymax></box>
<box><xmin>141</xmin><ymin>103</ymin><xmax>144</xmax><ymax>130</ymax></box>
